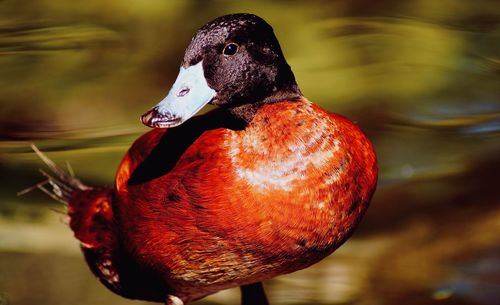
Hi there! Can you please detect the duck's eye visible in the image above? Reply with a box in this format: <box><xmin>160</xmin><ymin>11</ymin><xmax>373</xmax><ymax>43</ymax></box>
<box><xmin>223</xmin><ymin>43</ymin><xmax>238</xmax><ymax>56</ymax></box>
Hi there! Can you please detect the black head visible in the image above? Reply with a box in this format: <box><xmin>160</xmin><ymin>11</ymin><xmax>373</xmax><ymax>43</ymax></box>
<box><xmin>142</xmin><ymin>13</ymin><xmax>301</xmax><ymax>128</ymax></box>
<box><xmin>184</xmin><ymin>13</ymin><xmax>301</xmax><ymax>106</ymax></box>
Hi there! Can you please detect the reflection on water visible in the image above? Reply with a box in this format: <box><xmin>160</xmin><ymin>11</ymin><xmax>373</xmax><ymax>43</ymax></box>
<box><xmin>1</xmin><ymin>0</ymin><xmax>499</xmax><ymax>305</ymax></box>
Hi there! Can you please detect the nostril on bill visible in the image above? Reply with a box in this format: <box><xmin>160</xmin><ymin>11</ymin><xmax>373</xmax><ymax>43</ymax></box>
<box><xmin>177</xmin><ymin>87</ymin><xmax>190</xmax><ymax>97</ymax></box>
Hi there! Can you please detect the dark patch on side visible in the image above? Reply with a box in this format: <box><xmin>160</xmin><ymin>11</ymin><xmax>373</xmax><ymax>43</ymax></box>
<box><xmin>348</xmin><ymin>195</ymin><xmax>363</xmax><ymax>215</ymax></box>
<box><xmin>311</xmin><ymin>243</ymin><xmax>334</xmax><ymax>254</ymax></box>
<box><xmin>296</xmin><ymin>237</ymin><xmax>307</xmax><ymax>247</ymax></box>
<box><xmin>166</xmin><ymin>192</ymin><xmax>182</xmax><ymax>203</ymax></box>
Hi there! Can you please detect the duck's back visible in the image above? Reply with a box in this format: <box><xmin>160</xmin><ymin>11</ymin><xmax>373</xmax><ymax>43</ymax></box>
<box><xmin>114</xmin><ymin>98</ymin><xmax>377</xmax><ymax>301</ymax></box>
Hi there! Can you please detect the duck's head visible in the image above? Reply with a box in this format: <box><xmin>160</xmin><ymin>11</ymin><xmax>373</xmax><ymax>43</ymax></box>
<box><xmin>141</xmin><ymin>13</ymin><xmax>301</xmax><ymax>128</ymax></box>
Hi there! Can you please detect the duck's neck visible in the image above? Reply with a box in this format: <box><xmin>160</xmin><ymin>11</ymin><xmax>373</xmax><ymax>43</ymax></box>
<box><xmin>228</xmin><ymin>91</ymin><xmax>303</xmax><ymax>125</ymax></box>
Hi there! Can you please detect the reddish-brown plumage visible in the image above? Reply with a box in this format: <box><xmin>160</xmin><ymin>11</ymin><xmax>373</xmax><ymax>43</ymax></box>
<box><xmin>67</xmin><ymin>98</ymin><xmax>377</xmax><ymax>303</ymax></box>
<box><xmin>28</xmin><ymin>13</ymin><xmax>382</xmax><ymax>305</ymax></box>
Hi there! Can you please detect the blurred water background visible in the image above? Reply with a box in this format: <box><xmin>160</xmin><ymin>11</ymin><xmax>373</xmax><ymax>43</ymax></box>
<box><xmin>1</xmin><ymin>1</ymin><xmax>499</xmax><ymax>305</ymax></box>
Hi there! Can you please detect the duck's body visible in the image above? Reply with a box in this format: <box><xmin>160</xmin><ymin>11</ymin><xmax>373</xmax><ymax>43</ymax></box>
<box><xmin>68</xmin><ymin>98</ymin><xmax>377</xmax><ymax>303</ymax></box>
<box><xmin>37</xmin><ymin>13</ymin><xmax>378</xmax><ymax>305</ymax></box>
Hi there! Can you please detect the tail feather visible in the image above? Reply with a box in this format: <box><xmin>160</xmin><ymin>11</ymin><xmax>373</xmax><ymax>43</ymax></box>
<box><xmin>18</xmin><ymin>144</ymin><xmax>90</xmax><ymax>204</ymax></box>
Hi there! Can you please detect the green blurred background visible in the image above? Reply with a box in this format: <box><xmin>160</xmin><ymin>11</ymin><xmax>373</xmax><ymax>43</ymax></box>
<box><xmin>1</xmin><ymin>0</ymin><xmax>499</xmax><ymax>304</ymax></box>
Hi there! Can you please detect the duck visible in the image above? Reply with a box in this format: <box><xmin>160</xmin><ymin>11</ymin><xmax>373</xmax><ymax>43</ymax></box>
<box><xmin>30</xmin><ymin>13</ymin><xmax>378</xmax><ymax>305</ymax></box>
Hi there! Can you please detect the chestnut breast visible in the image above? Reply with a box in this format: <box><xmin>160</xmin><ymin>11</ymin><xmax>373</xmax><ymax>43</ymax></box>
<box><xmin>114</xmin><ymin>98</ymin><xmax>377</xmax><ymax>299</ymax></box>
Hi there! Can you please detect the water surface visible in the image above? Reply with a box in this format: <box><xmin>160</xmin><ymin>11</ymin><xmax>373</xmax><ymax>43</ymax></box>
<box><xmin>1</xmin><ymin>1</ymin><xmax>499</xmax><ymax>305</ymax></box>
